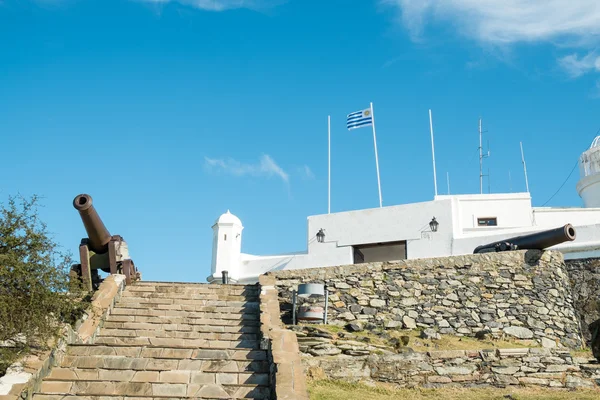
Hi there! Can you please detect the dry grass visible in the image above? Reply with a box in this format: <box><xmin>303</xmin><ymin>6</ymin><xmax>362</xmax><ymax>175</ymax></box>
<box><xmin>311</xmin><ymin>324</ymin><xmax>595</xmax><ymax>359</ymax></box>
<box><xmin>308</xmin><ymin>379</ymin><xmax>600</xmax><ymax>400</ymax></box>
<box><xmin>312</xmin><ymin>324</ymin><xmax>541</xmax><ymax>352</ymax></box>
<box><xmin>571</xmin><ymin>348</ymin><xmax>595</xmax><ymax>358</ymax></box>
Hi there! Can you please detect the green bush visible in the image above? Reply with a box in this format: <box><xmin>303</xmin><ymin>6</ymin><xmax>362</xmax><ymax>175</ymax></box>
<box><xmin>0</xmin><ymin>194</ymin><xmax>89</xmax><ymax>377</ymax></box>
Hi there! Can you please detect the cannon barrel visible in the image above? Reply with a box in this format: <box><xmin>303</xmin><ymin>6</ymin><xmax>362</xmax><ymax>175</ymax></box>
<box><xmin>473</xmin><ymin>224</ymin><xmax>576</xmax><ymax>254</ymax></box>
<box><xmin>73</xmin><ymin>194</ymin><xmax>111</xmax><ymax>254</ymax></box>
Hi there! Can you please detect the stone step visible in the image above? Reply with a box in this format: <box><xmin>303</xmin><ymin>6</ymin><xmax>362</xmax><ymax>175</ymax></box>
<box><xmin>36</xmin><ymin>381</ymin><xmax>269</xmax><ymax>399</ymax></box>
<box><xmin>132</xmin><ymin>282</ymin><xmax>257</xmax><ymax>289</ymax></box>
<box><xmin>102</xmin><ymin>321</ymin><xmax>259</xmax><ymax>334</ymax></box>
<box><xmin>94</xmin><ymin>336</ymin><xmax>260</xmax><ymax>349</ymax></box>
<box><xmin>121</xmin><ymin>291</ymin><xmax>260</xmax><ymax>300</ymax></box>
<box><xmin>98</xmin><ymin>329</ymin><xmax>258</xmax><ymax>341</ymax></box>
<box><xmin>114</xmin><ymin>301</ymin><xmax>260</xmax><ymax>313</ymax></box>
<box><xmin>111</xmin><ymin>297</ymin><xmax>255</xmax><ymax>307</ymax></box>
<box><xmin>105</xmin><ymin>315</ymin><xmax>260</xmax><ymax>326</ymax></box>
<box><xmin>120</xmin><ymin>292</ymin><xmax>258</xmax><ymax>301</ymax></box>
<box><xmin>57</xmin><ymin>355</ymin><xmax>269</xmax><ymax>373</ymax></box>
<box><xmin>67</xmin><ymin>346</ymin><xmax>268</xmax><ymax>361</ymax></box>
<box><xmin>46</xmin><ymin>368</ymin><xmax>269</xmax><ymax>385</ymax></box>
<box><xmin>109</xmin><ymin>308</ymin><xmax>259</xmax><ymax>320</ymax></box>
<box><xmin>125</xmin><ymin>285</ymin><xmax>259</xmax><ymax>295</ymax></box>
<box><xmin>32</xmin><ymin>282</ymin><xmax>271</xmax><ymax>400</ymax></box>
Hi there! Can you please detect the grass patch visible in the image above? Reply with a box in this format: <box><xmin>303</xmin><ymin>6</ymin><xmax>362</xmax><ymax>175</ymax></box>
<box><xmin>310</xmin><ymin>324</ymin><xmax>539</xmax><ymax>352</ymax></box>
<box><xmin>308</xmin><ymin>379</ymin><xmax>600</xmax><ymax>400</ymax></box>
<box><xmin>570</xmin><ymin>347</ymin><xmax>595</xmax><ymax>359</ymax></box>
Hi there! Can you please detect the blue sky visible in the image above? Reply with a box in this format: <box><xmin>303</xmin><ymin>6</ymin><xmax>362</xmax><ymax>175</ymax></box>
<box><xmin>1</xmin><ymin>0</ymin><xmax>599</xmax><ymax>282</ymax></box>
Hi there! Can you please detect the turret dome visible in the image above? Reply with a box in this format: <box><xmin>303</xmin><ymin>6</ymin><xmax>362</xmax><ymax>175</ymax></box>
<box><xmin>215</xmin><ymin>210</ymin><xmax>242</xmax><ymax>226</ymax></box>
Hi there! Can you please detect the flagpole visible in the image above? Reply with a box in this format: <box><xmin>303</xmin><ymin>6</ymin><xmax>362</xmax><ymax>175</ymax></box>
<box><xmin>370</xmin><ymin>102</ymin><xmax>383</xmax><ymax>208</ymax></box>
<box><xmin>328</xmin><ymin>115</ymin><xmax>331</xmax><ymax>214</ymax></box>
<box><xmin>429</xmin><ymin>109</ymin><xmax>438</xmax><ymax>197</ymax></box>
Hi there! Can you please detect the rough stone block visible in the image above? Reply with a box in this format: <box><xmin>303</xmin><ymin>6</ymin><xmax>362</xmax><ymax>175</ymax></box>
<box><xmin>131</xmin><ymin>371</ymin><xmax>160</xmax><ymax>383</ymax></box>
<box><xmin>159</xmin><ymin>371</ymin><xmax>191</xmax><ymax>383</ymax></box>
<box><xmin>193</xmin><ymin>384</ymin><xmax>233</xmax><ymax>398</ymax></box>
<box><xmin>152</xmin><ymin>383</ymin><xmax>187</xmax><ymax>396</ymax></box>
<box><xmin>519</xmin><ymin>377</ymin><xmax>550</xmax><ymax>386</ymax></box>
<box><xmin>216</xmin><ymin>373</ymin><xmax>238</xmax><ymax>385</ymax></box>
<box><xmin>435</xmin><ymin>366</ymin><xmax>475</xmax><ymax>375</ymax></box>
<box><xmin>203</xmin><ymin>360</ymin><xmax>239</xmax><ymax>373</ymax></box>
<box><xmin>47</xmin><ymin>368</ymin><xmax>78</xmax><ymax>381</ymax></box>
<box><xmin>491</xmin><ymin>366</ymin><xmax>520</xmax><ymax>375</ymax></box>
<box><xmin>39</xmin><ymin>381</ymin><xmax>73</xmax><ymax>394</ymax></box>
<box><xmin>99</xmin><ymin>369</ymin><xmax>135</xmax><ymax>381</ymax></box>
<box><xmin>428</xmin><ymin>350</ymin><xmax>466</xmax><ymax>360</ymax></box>
<box><xmin>428</xmin><ymin>376</ymin><xmax>452</xmax><ymax>383</ymax></box>
<box><xmin>190</xmin><ymin>372</ymin><xmax>216</xmax><ymax>384</ymax></box>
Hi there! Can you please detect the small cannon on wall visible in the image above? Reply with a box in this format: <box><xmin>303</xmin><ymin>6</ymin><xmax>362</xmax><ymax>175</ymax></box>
<box><xmin>473</xmin><ymin>224</ymin><xmax>576</xmax><ymax>254</ymax></box>
<box><xmin>71</xmin><ymin>194</ymin><xmax>139</xmax><ymax>291</ymax></box>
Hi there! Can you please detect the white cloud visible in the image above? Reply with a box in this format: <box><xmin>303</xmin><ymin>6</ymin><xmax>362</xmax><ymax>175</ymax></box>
<box><xmin>383</xmin><ymin>1</ymin><xmax>600</xmax><ymax>81</ymax></box>
<box><xmin>137</xmin><ymin>0</ymin><xmax>280</xmax><ymax>12</ymax></box>
<box><xmin>299</xmin><ymin>165</ymin><xmax>314</xmax><ymax>179</ymax></box>
<box><xmin>382</xmin><ymin>0</ymin><xmax>600</xmax><ymax>45</ymax></box>
<box><xmin>559</xmin><ymin>51</ymin><xmax>600</xmax><ymax>78</ymax></box>
<box><xmin>204</xmin><ymin>154</ymin><xmax>289</xmax><ymax>183</ymax></box>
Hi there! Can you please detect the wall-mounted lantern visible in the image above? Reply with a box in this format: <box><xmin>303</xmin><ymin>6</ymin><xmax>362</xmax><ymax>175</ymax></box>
<box><xmin>292</xmin><ymin>283</ymin><xmax>329</xmax><ymax>325</ymax></box>
<box><xmin>316</xmin><ymin>228</ymin><xmax>326</xmax><ymax>243</ymax></box>
<box><xmin>429</xmin><ymin>217</ymin><xmax>439</xmax><ymax>232</ymax></box>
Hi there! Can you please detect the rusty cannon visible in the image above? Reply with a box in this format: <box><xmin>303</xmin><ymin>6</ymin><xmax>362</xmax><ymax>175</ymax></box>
<box><xmin>473</xmin><ymin>224</ymin><xmax>576</xmax><ymax>254</ymax></box>
<box><xmin>71</xmin><ymin>194</ymin><xmax>139</xmax><ymax>290</ymax></box>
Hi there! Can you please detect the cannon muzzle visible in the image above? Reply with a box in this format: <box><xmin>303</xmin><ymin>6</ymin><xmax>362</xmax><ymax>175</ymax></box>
<box><xmin>73</xmin><ymin>194</ymin><xmax>111</xmax><ymax>254</ymax></box>
<box><xmin>473</xmin><ymin>224</ymin><xmax>576</xmax><ymax>254</ymax></box>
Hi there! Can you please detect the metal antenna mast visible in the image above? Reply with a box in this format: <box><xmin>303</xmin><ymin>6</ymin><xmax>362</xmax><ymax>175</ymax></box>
<box><xmin>520</xmin><ymin>141</ymin><xmax>530</xmax><ymax>193</ymax></box>
<box><xmin>479</xmin><ymin>118</ymin><xmax>490</xmax><ymax>194</ymax></box>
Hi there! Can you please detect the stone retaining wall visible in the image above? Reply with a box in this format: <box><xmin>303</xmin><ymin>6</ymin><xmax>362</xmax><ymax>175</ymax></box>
<box><xmin>266</xmin><ymin>250</ymin><xmax>584</xmax><ymax>350</ymax></box>
<box><xmin>565</xmin><ymin>257</ymin><xmax>600</xmax><ymax>344</ymax></box>
<box><xmin>292</xmin><ymin>326</ymin><xmax>598</xmax><ymax>389</ymax></box>
<box><xmin>301</xmin><ymin>338</ymin><xmax>600</xmax><ymax>389</ymax></box>
<box><xmin>258</xmin><ymin>275</ymin><xmax>309</xmax><ymax>400</ymax></box>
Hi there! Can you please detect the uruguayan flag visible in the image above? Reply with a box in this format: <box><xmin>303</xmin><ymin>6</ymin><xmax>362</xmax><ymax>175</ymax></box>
<box><xmin>347</xmin><ymin>108</ymin><xmax>373</xmax><ymax>130</ymax></box>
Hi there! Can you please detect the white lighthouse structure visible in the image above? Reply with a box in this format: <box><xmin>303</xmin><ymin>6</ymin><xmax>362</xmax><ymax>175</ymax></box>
<box><xmin>577</xmin><ymin>136</ymin><xmax>600</xmax><ymax>208</ymax></box>
<box><xmin>208</xmin><ymin>210</ymin><xmax>243</xmax><ymax>283</ymax></box>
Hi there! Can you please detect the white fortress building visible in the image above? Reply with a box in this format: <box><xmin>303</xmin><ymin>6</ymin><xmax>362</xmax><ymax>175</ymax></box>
<box><xmin>207</xmin><ymin>137</ymin><xmax>600</xmax><ymax>284</ymax></box>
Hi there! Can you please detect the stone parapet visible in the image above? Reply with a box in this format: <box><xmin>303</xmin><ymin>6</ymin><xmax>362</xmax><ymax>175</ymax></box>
<box><xmin>258</xmin><ymin>275</ymin><xmax>309</xmax><ymax>400</ymax></box>
<box><xmin>266</xmin><ymin>250</ymin><xmax>584</xmax><ymax>349</ymax></box>
<box><xmin>0</xmin><ymin>275</ymin><xmax>126</xmax><ymax>400</ymax></box>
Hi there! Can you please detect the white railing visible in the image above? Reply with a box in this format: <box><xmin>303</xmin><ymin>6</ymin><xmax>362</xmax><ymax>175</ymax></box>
<box><xmin>579</xmin><ymin>146</ymin><xmax>600</xmax><ymax>178</ymax></box>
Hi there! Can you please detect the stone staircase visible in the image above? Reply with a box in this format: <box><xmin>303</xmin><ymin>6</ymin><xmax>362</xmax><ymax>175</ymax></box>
<box><xmin>33</xmin><ymin>282</ymin><xmax>271</xmax><ymax>399</ymax></box>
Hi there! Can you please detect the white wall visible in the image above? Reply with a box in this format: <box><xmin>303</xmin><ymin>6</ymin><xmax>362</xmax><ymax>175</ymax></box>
<box><xmin>307</xmin><ymin>199</ymin><xmax>455</xmax><ymax>260</ymax></box>
<box><xmin>452</xmin><ymin>214</ymin><xmax>600</xmax><ymax>257</ymax></box>
<box><xmin>437</xmin><ymin>193</ymin><xmax>533</xmax><ymax>231</ymax></box>
<box><xmin>533</xmin><ymin>207</ymin><xmax>600</xmax><ymax>227</ymax></box>
<box><xmin>235</xmin><ymin>240</ymin><xmax>351</xmax><ymax>283</ymax></box>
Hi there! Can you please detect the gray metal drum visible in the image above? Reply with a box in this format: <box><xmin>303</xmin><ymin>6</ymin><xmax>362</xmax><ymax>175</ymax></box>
<box><xmin>298</xmin><ymin>305</ymin><xmax>324</xmax><ymax>321</ymax></box>
<box><xmin>297</xmin><ymin>283</ymin><xmax>325</xmax><ymax>298</ymax></box>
